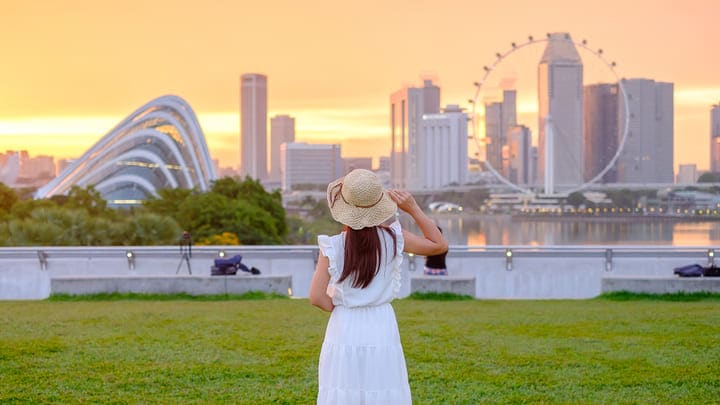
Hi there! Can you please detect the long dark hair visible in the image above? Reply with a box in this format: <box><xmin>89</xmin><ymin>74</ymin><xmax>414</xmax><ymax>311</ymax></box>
<box><xmin>338</xmin><ymin>225</ymin><xmax>397</xmax><ymax>288</ymax></box>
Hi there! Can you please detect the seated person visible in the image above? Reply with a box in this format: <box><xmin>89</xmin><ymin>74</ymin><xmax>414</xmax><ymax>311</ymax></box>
<box><xmin>424</xmin><ymin>226</ymin><xmax>448</xmax><ymax>275</ymax></box>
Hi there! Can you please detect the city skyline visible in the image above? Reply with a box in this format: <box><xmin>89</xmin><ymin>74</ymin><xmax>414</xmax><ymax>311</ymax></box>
<box><xmin>1</xmin><ymin>0</ymin><xmax>719</xmax><ymax>171</ymax></box>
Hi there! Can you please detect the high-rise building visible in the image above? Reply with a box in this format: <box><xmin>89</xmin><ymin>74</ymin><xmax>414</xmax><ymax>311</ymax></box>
<box><xmin>0</xmin><ymin>150</ymin><xmax>52</xmax><ymax>186</ymax></box>
<box><xmin>617</xmin><ymin>78</ymin><xmax>674</xmax><ymax>184</ymax></box>
<box><xmin>530</xmin><ymin>146</ymin><xmax>538</xmax><ymax>186</ymax></box>
<box><xmin>676</xmin><ymin>164</ymin><xmax>697</xmax><ymax>184</ymax></box>
<box><xmin>343</xmin><ymin>157</ymin><xmax>373</xmax><ymax>174</ymax></box>
<box><xmin>269</xmin><ymin>114</ymin><xmax>295</xmax><ymax>182</ymax></box>
<box><xmin>377</xmin><ymin>156</ymin><xmax>390</xmax><ymax>172</ymax></box>
<box><xmin>240</xmin><ymin>73</ymin><xmax>268</xmax><ymax>180</ymax></box>
<box><xmin>485</xmin><ymin>102</ymin><xmax>503</xmax><ymax>173</ymax></box>
<box><xmin>390</xmin><ymin>79</ymin><xmax>441</xmax><ymax>190</ymax></box>
<box><xmin>584</xmin><ymin>83</ymin><xmax>619</xmax><ymax>183</ymax></box>
<box><xmin>538</xmin><ymin>32</ymin><xmax>584</xmax><ymax>192</ymax></box>
<box><xmin>711</xmin><ymin>103</ymin><xmax>720</xmax><ymax>173</ymax></box>
<box><xmin>280</xmin><ymin>142</ymin><xmax>342</xmax><ymax>191</ymax></box>
<box><xmin>56</xmin><ymin>158</ymin><xmax>76</xmax><ymax>175</ymax></box>
<box><xmin>420</xmin><ymin>105</ymin><xmax>468</xmax><ymax>189</ymax></box>
<box><xmin>484</xmin><ymin>90</ymin><xmax>517</xmax><ymax>178</ymax></box>
<box><xmin>507</xmin><ymin>125</ymin><xmax>532</xmax><ymax>185</ymax></box>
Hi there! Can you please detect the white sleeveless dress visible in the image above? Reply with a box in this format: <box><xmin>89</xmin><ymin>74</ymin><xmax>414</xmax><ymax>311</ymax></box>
<box><xmin>317</xmin><ymin>220</ymin><xmax>411</xmax><ymax>405</ymax></box>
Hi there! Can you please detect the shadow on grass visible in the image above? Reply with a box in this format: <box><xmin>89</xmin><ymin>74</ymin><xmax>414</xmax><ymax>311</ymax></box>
<box><xmin>598</xmin><ymin>291</ymin><xmax>720</xmax><ymax>301</ymax></box>
<box><xmin>48</xmin><ymin>291</ymin><xmax>289</xmax><ymax>301</ymax></box>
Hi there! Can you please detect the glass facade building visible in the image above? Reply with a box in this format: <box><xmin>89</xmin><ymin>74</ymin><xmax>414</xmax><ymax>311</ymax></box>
<box><xmin>35</xmin><ymin>95</ymin><xmax>216</xmax><ymax>206</ymax></box>
<box><xmin>390</xmin><ymin>79</ymin><xmax>440</xmax><ymax>190</ymax></box>
<box><xmin>538</xmin><ymin>32</ymin><xmax>584</xmax><ymax>191</ymax></box>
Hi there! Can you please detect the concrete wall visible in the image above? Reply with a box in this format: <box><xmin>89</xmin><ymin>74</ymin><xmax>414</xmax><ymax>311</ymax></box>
<box><xmin>51</xmin><ymin>275</ymin><xmax>291</xmax><ymax>296</ymax></box>
<box><xmin>602</xmin><ymin>276</ymin><xmax>720</xmax><ymax>294</ymax></box>
<box><xmin>0</xmin><ymin>245</ymin><xmax>714</xmax><ymax>300</ymax></box>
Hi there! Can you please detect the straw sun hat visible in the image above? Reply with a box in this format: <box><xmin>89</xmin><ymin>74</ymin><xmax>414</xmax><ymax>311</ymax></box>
<box><xmin>327</xmin><ymin>169</ymin><xmax>397</xmax><ymax>230</ymax></box>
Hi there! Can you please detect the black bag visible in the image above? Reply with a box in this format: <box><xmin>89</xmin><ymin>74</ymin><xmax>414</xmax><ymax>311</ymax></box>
<box><xmin>211</xmin><ymin>255</ymin><xmax>260</xmax><ymax>276</ymax></box>
<box><xmin>703</xmin><ymin>265</ymin><xmax>720</xmax><ymax>277</ymax></box>
<box><xmin>673</xmin><ymin>264</ymin><xmax>704</xmax><ymax>277</ymax></box>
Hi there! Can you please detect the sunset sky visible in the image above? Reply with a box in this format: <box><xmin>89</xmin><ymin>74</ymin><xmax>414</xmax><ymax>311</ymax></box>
<box><xmin>1</xmin><ymin>0</ymin><xmax>719</xmax><ymax>171</ymax></box>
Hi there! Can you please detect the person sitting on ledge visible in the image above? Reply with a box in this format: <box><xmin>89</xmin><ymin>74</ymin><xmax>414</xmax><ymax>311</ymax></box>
<box><xmin>424</xmin><ymin>226</ymin><xmax>448</xmax><ymax>275</ymax></box>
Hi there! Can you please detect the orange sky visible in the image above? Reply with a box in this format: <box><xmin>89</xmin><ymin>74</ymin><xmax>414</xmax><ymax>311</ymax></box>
<box><xmin>1</xmin><ymin>0</ymin><xmax>719</xmax><ymax>171</ymax></box>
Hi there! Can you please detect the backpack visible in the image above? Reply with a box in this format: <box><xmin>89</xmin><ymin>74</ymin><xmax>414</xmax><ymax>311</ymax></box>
<box><xmin>673</xmin><ymin>264</ymin><xmax>704</xmax><ymax>277</ymax></box>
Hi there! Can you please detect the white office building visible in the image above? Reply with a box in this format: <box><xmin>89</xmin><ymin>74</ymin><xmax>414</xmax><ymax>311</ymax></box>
<box><xmin>390</xmin><ymin>79</ymin><xmax>441</xmax><ymax>190</ymax></box>
<box><xmin>270</xmin><ymin>115</ymin><xmax>295</xmax><ymax>182</ymax></box>
<box><xmin>420</xmin><ymin>105</ymin><xmax>468</xmax><ymax>189</ymax></box>
<box><xmin>676</xmin><ymin>164</ymin><xmax>697</xmax><ymax>184</ymax></box>
<box><xmin>240</xmin><ymin>73</ymin><xmax>268</xmax><ymax>180</ymax></box>
<box><xmin>280</xmin><ymin>142</ymin><xmax>342</xmax><ymax>191</ymax></box>
<box><xmin>617</xmin><ymin>78</ymin><xmax>674</xmax><ymax>184</ymax></box>
<box><xmin>537</xmin><ymin>32</ymin><xmax>584</xmax><ymax>191</ymax></box>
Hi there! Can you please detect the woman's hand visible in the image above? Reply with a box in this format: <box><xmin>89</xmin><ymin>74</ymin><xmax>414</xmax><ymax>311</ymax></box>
<box><xmin>387</xmin><ymin>189</ymin><xmax>421</xmax><ymax>214</ymax></box>
<box><xmin>387</xmin><ymin>189</ymin><xmax>448</xmax><ymax>256</ymax></box>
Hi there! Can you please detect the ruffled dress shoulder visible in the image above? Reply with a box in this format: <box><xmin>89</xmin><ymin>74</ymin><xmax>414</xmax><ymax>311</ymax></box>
<box><xmin>318</xmin><ymin>220</ymin><xmax>404</xmax><ymax>308</ymax></box>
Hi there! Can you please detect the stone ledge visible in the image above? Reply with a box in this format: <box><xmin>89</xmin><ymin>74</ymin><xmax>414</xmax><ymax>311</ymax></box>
<box><xmin>410</xmin><ymin>275</ymin><xmax>476</xmax><ymax>296</ymax></box>
<box><xmin>602</xmin><ymin>276</ymin><xmax>720</xmax><ymax>294</ymax></box>
<box><xmin>51</xmin><ymin>275</ymin><xmax>292</xmax><ymax>296</ymax></box>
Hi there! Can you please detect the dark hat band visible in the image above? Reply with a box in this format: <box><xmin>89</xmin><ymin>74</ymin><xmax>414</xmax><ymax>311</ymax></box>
<box><xmin>328</xmin><ymin>182</ymin><xmax>384</xmax><ymax>209</ymax></box>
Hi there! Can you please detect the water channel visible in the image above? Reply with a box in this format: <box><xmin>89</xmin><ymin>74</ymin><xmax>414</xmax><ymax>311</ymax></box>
<box><xmin>400</xmin><ymin>214</ymin><xmax>720</xmax><ymax>246</ymax></box>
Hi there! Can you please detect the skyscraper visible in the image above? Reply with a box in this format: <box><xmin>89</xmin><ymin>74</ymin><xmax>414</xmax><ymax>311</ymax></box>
<box><xmin>269</xmin><ymin>114</ymin><xmax>295</xmax><ymax>182</ymax></box>
<box><xmin>538</xmin><ymin>33</ymin><xmax>584</xmax><ymax>192</ymax></box>
<box><xmin>584</xmin><ymin>83</ymin><xmax>619</xmax><ymax>183</ymax></box>
<box><xmin>711</xmin><ymin>103</ymin><xmax>720</xmax><ymax>173</ymax></box>
<box><xmin>420</xmin><ymin>104</ymin><xmax>468</xmax><ymax>189</ymax></box>
<box><xmin>507</xmin><ymin>125</ymin><xmax>532</xmax><ymax>185</ymax></box>
<box><xmin>484</xmin><ymin>90</ymin><xmax>517</xmax><ymax>178</ymax></box>
<box><xmin>390</xmin><ymin>79</ymin><xmax>440</xmax><ymax>190</ymax></box>
<box><xmin>240</xmin><ymin>73</ymin><xmax>268</xmax><ymax>180</ymax></box>
<box><xmin>617</xmin><ymin>78</ymin><xmax>674</xmax><ymax>184</ymax></box>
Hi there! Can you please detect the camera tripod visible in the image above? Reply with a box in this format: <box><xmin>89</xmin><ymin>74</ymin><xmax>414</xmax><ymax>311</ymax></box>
<box><xmin>176</xmin><ymin>251</ymin><xmax>192</xmax><ymax>274</ymax></box>
<box><xmin>176</xmin><ymin>233</ymin><xmax>193</xmax><ymax>274</ymax></box>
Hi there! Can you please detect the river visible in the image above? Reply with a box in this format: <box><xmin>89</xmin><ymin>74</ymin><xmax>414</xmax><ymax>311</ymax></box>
<box><xmin>399</xmin><ymin>214</ymin><xmax>720</xmax><ymax>246</ymax></box>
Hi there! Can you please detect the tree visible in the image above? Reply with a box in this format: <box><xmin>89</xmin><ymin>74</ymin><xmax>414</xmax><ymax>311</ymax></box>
<box><xmin>196</xmin><ymin>232</ymin><xmax>241</xmax><ymax>246</ymax></box>
<box><xmin>120</xmin><ymin>213</ymin><xmax>182</xmax><ymax>245</ymax></box>
<box><xmin>0</xmin><ymin>183</ymin><xmax>18</xmax><ymax>214</ymax></box>
<box><xmin>150</xmin><ymin>177</ymin><xmax>288</xmax><ymax>245</ymax></box>
<box><xmin>142</xmin><ymin>188</ymin><xmax>194</xmax><ymax>219</ymax></box>
<box><xmin>698</xmin><ymin>172</ymin><xmax>720</xmax><ymax>183</ymax></box>
<box><xmin>10</xmin><ymin>199</ymin><xmax>57</xmax><ymax>219</ymax></box>
<box><xmin>566</xmin><ymin>191</ymin><xmax>587</xmax><ymax>208</ymax></box>
<box><xmin>211</xmin><ymin>176</ymin><xmax>288</xmax><ymax>237</ymax></box>
<box><xmin>62</xmin><ymin>185</ymin><xmax>112</xmax><ymax>218</ymax></box>
<box><xmin>606</xmin><ymin>189</ymin><xmax>636</xmax><ymax>208</ymax></box>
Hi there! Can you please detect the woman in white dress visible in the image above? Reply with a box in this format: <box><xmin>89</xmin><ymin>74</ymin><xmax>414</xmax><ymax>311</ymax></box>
<box><xmin>310</xmin><ymin>169</ymin><xmax>448</xmax><ymax>405</ymax></box>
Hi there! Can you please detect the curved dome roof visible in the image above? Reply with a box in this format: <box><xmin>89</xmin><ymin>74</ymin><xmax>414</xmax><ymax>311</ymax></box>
<box><xmin>35</xmin><ymin>95</ymin><xmax>217</xmax><ymax>206</ymax></box>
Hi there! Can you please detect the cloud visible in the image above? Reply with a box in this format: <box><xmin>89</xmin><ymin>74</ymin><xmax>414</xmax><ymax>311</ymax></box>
<box><xmin>675</xmin><ymin>87</ymin><xmax>720</xmax><ymax>107</ymax></box>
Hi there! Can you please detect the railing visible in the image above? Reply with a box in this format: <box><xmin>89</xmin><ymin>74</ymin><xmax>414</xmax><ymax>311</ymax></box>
<box><xmin>0</xmin><ymin>245</ymin><xmax>715</xmax><ymax>300</ymax></box>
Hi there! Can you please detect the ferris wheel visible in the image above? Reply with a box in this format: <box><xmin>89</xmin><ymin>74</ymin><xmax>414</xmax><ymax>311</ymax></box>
<box><xmin>468</xmin><ymin>32</ymin><xmax>630</xmax><ymax>195</ymax></box>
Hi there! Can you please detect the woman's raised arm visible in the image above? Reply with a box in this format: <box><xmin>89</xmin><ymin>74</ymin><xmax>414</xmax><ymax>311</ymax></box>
<box><xmin>387</xmin><ymin>189</ymin><xmax>448</xmax><ymax>256</ymax></box>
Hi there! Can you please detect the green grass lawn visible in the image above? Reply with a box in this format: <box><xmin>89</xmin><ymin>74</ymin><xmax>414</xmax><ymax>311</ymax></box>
<box><xmin>1</xmin><ymin>294</ymin><xmax>719</xmax><ymax>404</ymax></box>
